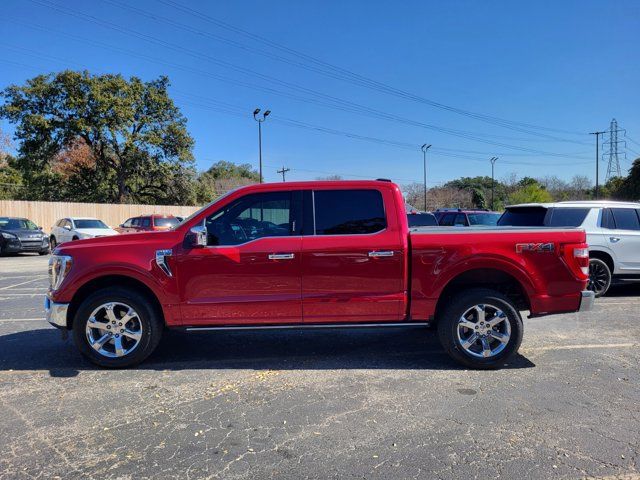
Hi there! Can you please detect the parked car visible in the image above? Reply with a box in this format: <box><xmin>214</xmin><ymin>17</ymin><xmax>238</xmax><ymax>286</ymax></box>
<box><xmin>45</xmin><ymin>180</ymin><xmax>592</xmax><ymax>369</ymax></box>
<box><xmin>435</xmin><ymin>208</ymin><xmax>502</xmax><ymax>227</ymax></box>
<box><xmin>0</xmin><ymin>217</ymin><xmax>50</xmax><ymax>255</ymax></box>
<box><xmin>407</xmin><ymin>212</ymin><xmax>438</xmax><ymax>228</ymax></box>
<box><xmin>498</xmin><ymin>200</ymin><xmax>640</xmax><ymax>297</ymax></box>
<box><xmin>116</xmin><ymin>214</ymin><xmax>181</xmax><ymax>233</ymax></box>
<box><xmin>49</xmin><ymin>217</ymin><xmax>118</xmax><ymax>248</ymax></box>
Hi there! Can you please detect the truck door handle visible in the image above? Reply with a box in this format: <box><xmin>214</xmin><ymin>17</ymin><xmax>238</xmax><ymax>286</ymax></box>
<box><xmin>610</xmin><ymin>237</ymin><xmax>621</xmax><ymax>243</ymax></box>
<box><xmin>368</xmin><ymin>250</ymin><xmax>394</xmax><ymax>257</ymax></box>
<box><xmin>268</xmin><ymin>253</ymin><xmax>295</xmax><ymax>260</ymax></box>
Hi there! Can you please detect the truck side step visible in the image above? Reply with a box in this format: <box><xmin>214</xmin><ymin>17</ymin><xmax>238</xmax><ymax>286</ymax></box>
<box><xmin>183</xmin><ymin>322</ymin><xmax>430</xmax><ymax>332</ymax></box>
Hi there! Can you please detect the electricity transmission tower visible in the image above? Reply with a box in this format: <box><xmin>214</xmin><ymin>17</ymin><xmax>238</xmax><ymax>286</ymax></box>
<box><xmin>602</xmin><ymin>118</ymin><xmax>626</xmax><ymax>182</ymax></box>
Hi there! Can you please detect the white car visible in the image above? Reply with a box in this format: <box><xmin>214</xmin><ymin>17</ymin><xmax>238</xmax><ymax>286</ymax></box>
<box><xmin>49</xmin><ymin>217</ymin><xmax>119</xmax><ymax>248</ymax></box>
<box><xmin>498</xmin><ymin>200</ymin><xmax>640</xmax><ymax>297</ymax></box>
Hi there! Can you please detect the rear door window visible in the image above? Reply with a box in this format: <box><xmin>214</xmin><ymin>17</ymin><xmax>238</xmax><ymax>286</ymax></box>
<box><xmin>313</xmin><ymin>189</ymin><xmax>386</xmax><ymax>235</ymax></box>
<box><xmin>611</xmin><ymin>208</ymin><xmax>640</xmax><ymax>230</ymax></box>
<box><xmin>546</xmin><ymin>208</ymin><xmax>590</xmax><ymax>227</ymax></box>
<box><xmin>141</xmin><ymin>217</ymin><xmax>151</xmax><ymax>228</ymax></box>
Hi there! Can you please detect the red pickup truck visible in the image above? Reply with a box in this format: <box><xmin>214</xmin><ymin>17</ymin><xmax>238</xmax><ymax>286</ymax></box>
<box><xmin>45</xmin><ymin>180</ymin><xmax>593</xmax><ymax>369</ymax></box>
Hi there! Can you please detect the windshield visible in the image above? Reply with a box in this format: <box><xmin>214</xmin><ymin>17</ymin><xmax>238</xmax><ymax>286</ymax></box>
<box><xmin>74</xmin><ymin>219</ymin><xmax>109</xmax><ymax>229</ymax></box>
<box><xmin>0</xmin><ymin>218</ymin><xmax>39</xmax><ymax>230</ymax></box>
<box><xmin>181</xmin><ymin>187</ymin><xmax>243</xmax><ymax>225</ymax></box>
<box><xmin>407</xmin><ymin>214</ymin><xmax>438</xmax><ymax>227</ymax></box>
<box><xmin>468</xmin><ymin>213</ymin><xmax>501</xmax><ymax>226</ymax></box>
<box><xmin>154</xmin><ymin>217</ymin><xmax>180</xmax><ymax>228</ymax></box>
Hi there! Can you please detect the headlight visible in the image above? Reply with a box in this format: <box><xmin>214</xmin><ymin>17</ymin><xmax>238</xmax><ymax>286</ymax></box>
<box><xmin>48</xmin><ymin>255</ymin><xmax>73</xmax><ymax>290</ymax></box>
<box><xmin>1</xmin><ymin>232</ymin><xmax>17</xmax><ymax>239</ymax></box>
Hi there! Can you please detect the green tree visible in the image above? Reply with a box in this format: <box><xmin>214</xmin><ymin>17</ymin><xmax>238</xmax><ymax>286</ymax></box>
<box><xmin>0</xmin><ymin>70</ymin><xmax>196</xmax><ymax>204</ymax></box>
<box><xmin>0</xmin><ymin>155</ymin><xmax>24</xmax><ymax>200</ymax></box>
<box><xmin>196</xmin><ymin>161</ymin><xmax>259</xmax><ymax>204</ymax></box>
<box><xmin>613</xmin><ymin>158</ymin><xmax>640</xmax><ymax>200</ymax></box>
<box><xmin>507</xmin><ymin>183</ymin><xmax>553</xmax><ymax>205</ymax></box>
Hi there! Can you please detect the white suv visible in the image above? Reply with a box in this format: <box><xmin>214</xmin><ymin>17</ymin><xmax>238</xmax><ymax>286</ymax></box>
<box><xmin>49</xmin><ymin>217</ymin><xmax>119</xmax><ymax>248</ymax></box>
<box><xmin>498</xmin><ymin>201</ymin><xmax>640</xmax><ymax>297</ymax></box>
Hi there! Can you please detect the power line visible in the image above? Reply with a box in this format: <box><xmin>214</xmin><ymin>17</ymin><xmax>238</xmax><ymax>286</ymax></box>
<box><xmin>153</xmin><ymin>0</ymin><xmax>587</xmax><ymax>137</ymax></box>
<box><xmin>14</xmin><ymin>3</ymin><xmax>591</xmax><ymax>149</ymax></box>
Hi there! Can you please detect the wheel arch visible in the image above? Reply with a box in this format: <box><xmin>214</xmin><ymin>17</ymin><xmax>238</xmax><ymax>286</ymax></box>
<box><xmin>433</xmin><ymin>268</ymin><xmax>530</xmax><ymax>323</ymax></box>
<box><xmin>66</xmin><ymin>275</ymin><xmax>166</xmax><ymax>329</ymax></box>
<box><xmin>589</xmin><ymin>249</ymin><xmax>614</xmax><ymax>273</ymax></box>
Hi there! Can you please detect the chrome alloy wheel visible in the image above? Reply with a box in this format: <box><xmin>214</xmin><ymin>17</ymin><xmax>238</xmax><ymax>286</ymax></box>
<box><xmin>456</xmin><ymin>303</ymin><xmax>511</xmax><ymax>358</ymax></box>
<box><xmin>85</xmin><ymin>302</ymin><xmax>143</xmax><ymax>358</ymax></box>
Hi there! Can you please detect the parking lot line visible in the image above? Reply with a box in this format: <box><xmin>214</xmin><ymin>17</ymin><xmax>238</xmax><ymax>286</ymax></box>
<box><xmin>524</xmin><ymin>342</ymin><xmax>637</xmax><ymax>352</ymax></box>
<box><xmin>0</xmin><ymin>276</ymin><xmax>47</xmax><ymax>290</ymax></box>
<box><xmin>0</xmin><ymin>318</ymin><xmax>47</xmax><ymax>322</ymax></box>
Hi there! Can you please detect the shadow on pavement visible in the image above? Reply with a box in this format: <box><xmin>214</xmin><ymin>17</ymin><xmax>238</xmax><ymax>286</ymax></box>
<box><xmin>0</xmin><ymin>326</ymin><xmax>535</xmax><ymax>377</ymax></box>
<box><xmin>606</xmin><ymin>283</ymin><xmax>640</xmax><ymax>298</ymax></box>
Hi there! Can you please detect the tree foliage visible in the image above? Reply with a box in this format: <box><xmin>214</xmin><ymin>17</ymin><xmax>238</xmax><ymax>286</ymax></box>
<box><xmin>0</xmin><ymin>70</ymin><xmax>196</xmax><ymax>204</ymax></box>
<box><xmin>195</xmin><ymin>161</ymin><xmax>259</xmax><ymax>204</ymax></box>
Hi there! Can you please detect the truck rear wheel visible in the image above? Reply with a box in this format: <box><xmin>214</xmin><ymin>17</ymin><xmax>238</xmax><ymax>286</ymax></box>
<box><xmin>437</xmin><ymin>288</ymin><xmax>523</xmax><ymax>369</ymax></box>
<box><xmin>72</xmin><ymin>287</ymin><xmax>163</xmax><ymax>368</ymax></box>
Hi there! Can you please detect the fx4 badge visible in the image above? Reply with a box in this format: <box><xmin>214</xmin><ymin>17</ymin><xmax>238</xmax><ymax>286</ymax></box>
<box><xmin>515</xmin><ymin>243</ymin><xmax>555</xmax><ymax>254</ymax></box>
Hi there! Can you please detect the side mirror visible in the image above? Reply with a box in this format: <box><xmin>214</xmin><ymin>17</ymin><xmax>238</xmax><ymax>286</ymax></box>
<box><xmin>187</xmin><ymin>225</ymin><xmax>207</xmax><ymax>248</ymax></box>
<box><xmin>64</xmin><ymin>225</ymin><xmax>71</xmax><ymax>230</ymax></box>
<box><xmin>119</xmin><ymin>224</ymin><xmax>125</xmax><ymax>228</ymax></box>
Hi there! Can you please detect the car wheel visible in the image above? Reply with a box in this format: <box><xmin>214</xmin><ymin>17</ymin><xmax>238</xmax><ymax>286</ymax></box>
<box><xmin>437</xmin><ymin>288</ymin><xmax>523</xmax><ymax>369</ymax></box>
<box><xmin>39</xmin><ymin>249</ymin><xmax>50</xmax><ymax>256</ymax></box>
<box><xmin>72</xmin><ymin>287</ymin><xmax>163</xmax><ymax>368</ymax></box>
<box><xmin>72</xmin><ymin>236</ymin><xmax>79</xmax><ymax>241</ymax></box>
<box><xmin>50</xmin><ymin>236</ymin><xmax>57</xmax><ymax>249</ymax></box>
<box><xmin>588</xmin><ymin>258</ymin><xmax>611</xmax><ymax>298</ymax></box>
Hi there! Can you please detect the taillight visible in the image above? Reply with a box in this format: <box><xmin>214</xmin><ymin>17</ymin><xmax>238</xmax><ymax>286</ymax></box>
<box><xmin>563</xmin><ymin>244</ymin><xmax>589</xmax><ymax>279</ymax></box>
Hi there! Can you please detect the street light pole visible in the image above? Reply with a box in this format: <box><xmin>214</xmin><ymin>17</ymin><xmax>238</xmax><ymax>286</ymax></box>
<box><xmin>589</xmin><ymin>131</ymin><xmax>605</xmax><ymax>199</ymax></box>
<box><xmin>490</xmin><ymin>157</ymin><xmax>498</xmax><ymax>210</ymax></box>
<box><xmin>421</xmin><ymin>144</ymin><xmax>431</xmax><ymax>211</ymax></box>
<box><xmin>253</xmin><ymin>108</ymin><xmax>271</xmax><ymax>183</ymax></box>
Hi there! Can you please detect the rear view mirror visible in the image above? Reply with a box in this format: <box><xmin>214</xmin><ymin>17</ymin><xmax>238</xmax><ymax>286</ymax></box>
<box><xmin>187</xmin><ymin>225</ymin><xmax>207</xmax><ymax>248</ymax></box>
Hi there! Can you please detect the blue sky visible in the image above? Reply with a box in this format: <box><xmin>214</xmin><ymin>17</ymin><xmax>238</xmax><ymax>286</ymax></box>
<box><xmin>1</xmin><ymin>0</ymin><xmax>639</xmax><ymax>186</ymax></box>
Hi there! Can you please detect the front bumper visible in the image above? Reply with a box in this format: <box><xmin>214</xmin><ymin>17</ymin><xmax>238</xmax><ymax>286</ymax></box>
<box><xmin>579</xmin><ymin>290</ymin><xmax>595</xmax><ymax>312</ymax></box>
<box><xmin>45</xmin><ymin>295</ymin><xmax>69</xmax><ymax>328</ymax></box>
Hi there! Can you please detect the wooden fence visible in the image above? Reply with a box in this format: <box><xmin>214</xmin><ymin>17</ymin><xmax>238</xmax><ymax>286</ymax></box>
<box><xmin>0</xmin><ymin>200</ymin><xmax>199</xmax><ymax>233</ymax></box>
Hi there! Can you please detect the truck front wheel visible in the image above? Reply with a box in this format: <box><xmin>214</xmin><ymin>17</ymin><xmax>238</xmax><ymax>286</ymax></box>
<box><xmin>72</xmin><ymin>287</ymin><xmax>163</xmax><ymax>368</ymax></box>
<box><xmin>437</xmin><ymin>288</ymin><xmax>523</xmax><ymax>369</ymax></box>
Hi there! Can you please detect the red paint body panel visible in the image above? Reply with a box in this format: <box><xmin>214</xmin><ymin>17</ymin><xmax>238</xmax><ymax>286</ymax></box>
<box><xmin>51</xmin><ymin>180</ymin><xmax>589</xmax><ymax>328</ymax></box>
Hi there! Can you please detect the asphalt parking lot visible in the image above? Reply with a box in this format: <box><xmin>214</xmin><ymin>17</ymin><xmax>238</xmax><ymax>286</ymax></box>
<box><xmin>0</xmin><ymin>254</ymin><xmax>639</xmax><ymax>479</ymax></box>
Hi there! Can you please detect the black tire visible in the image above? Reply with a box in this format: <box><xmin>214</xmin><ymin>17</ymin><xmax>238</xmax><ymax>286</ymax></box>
<box><xmin>588</xmin><ymin>258</ymin><xmax>611</xmax><ymax>298</ymax></box>
<box><xmin>437</xmin><ymin>288</ymin><xmax>524</xmax><ymax>370</ymax></box>
<box><xmin>50</xmin><ymin>236</ymin><xmax>57</xmax><ymax>249</ymax></box>
<box><xmin>72</xmin><ymin>236</ymin><xmax>79</xmax><ymax>241</ymax></box>
<box><xmin>39</xmin><ymin>247</ymin><xmax>50</xmax><ymax>256</ymax></box>
<box><xmin>72</xmin><ymin>287</ymin><xmax>163</xmax><ymax>368</ymax></box>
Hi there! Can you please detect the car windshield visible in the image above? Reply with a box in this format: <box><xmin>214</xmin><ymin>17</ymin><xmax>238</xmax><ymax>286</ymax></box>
<box><xmin>74</xmin><ymin>219</ymin><xmax>109</xmax><ymax>229</ymax></box>
<box><xmin>154</xmin><ymin>217</ymin><xmax>180</xmax><ymax>228</ymax></box>
<box><xmin>0</xmin><ymin>218</ymin><xmax>39</xmax><ymax>230</ymax></box>
<box><xmin>468</xmin><ymin>213</ymin><xmax>501</xmax><ymax>226</ymax></box>
<box><xmin>407</xmin><ymin>214</ymin><xmax>438</xmax><ymax>227</ymax></box>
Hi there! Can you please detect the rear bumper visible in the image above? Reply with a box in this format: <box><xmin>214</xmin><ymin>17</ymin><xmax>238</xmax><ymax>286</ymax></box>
<box><xmin>579</xmin><ymin>290</ymin><xmax>595</xmax><ymax>312</ymax></box>
<box><xmin>530</xmin><ymin>289</ymin><xmax>594</xmax><ymax>316</ymax></box>
<box><xmin>45</xmin><ymin>295</ymin><xmax>69</xmax><ymax>328</ymax></box>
